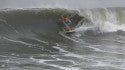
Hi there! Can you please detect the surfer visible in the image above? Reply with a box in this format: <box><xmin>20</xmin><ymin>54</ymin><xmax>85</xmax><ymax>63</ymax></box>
<box><xmin>63</xmin><ymin>16</ymin><xmax>71</xmax><ymax>25</ymax></box>
<box><xmin>62</xmin><ymin>16</ymin><xmax>72</xmax><ymax>31</ymax></box>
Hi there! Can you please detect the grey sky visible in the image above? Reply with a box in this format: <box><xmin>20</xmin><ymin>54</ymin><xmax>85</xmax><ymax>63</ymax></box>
<box><xmin>0</xmin><ymin>0</ymin><xmax>125</xmax><ymax>9</ymax></box>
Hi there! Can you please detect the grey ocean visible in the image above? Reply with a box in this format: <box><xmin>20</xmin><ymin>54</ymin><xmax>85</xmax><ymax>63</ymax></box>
<box><xmin>0</xmin><ymin>0</ymin><xmax>125</xmax><ymax>70</ymax></box>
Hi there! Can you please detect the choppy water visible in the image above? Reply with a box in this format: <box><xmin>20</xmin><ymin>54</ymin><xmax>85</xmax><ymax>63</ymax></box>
<box><xmin>0</xmin><ymin>8</ymin><xmax>125</xmax><ymax>70</ymax></box>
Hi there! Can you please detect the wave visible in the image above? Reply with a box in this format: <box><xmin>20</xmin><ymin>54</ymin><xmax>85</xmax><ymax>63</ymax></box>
<box><xmin>0</xmin><ymin>7</ymin><xmax>125</xmax><ymax>70</ymax></box>
<box><xmin>0</xmin><ymin>7</ymin><xmax>125</xmax><ymax>42</ymax></box>
<box><xmin>0</xmin><ymin>8</ymin><xmax>84</xmax><ymax>39</ymax></box>
<box><xmin>1</xmin><ymin>7</ymin><xmax>125</xmax><ymax>39</ymax></box>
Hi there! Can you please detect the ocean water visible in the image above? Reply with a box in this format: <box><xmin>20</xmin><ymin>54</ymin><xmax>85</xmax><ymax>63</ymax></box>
<box><xmin>0</xmin><ymin>0</ymin><xmax>125</xmax><ymax>70</ymax></box>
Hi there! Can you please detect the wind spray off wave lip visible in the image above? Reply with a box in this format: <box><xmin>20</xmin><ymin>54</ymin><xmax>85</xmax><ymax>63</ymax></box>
<box><xmin>75</xmin><ymin>8</ymin><xmax>125</xmax><ymax>35</ymax></box>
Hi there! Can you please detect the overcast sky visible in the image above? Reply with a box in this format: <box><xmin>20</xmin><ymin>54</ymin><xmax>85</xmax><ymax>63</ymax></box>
<box><xmin>0</xmin><ymin>0</ymin><xmax>125</xmax><ymax>9</ymax></box>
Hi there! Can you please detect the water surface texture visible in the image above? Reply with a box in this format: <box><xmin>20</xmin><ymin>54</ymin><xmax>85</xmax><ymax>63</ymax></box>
<box><xmin>0</xmin><ymin>0</ymin><xmax>125</xmax><ymax>70</ymax></box>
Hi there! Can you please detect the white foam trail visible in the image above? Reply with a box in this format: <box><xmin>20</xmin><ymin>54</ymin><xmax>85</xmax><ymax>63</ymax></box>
<box><xmin>53</xmin><ymin>46</ymin><xmax>68</xmax><ymax>53</ymax></box>
<box><xmin>101</xmin><ymin>39</ymin><xmax>125</xmax><ymax>44</ymax></box>
<box><xmin>93</xmin><ymin>60</ymin><xmax>125</xmax><ymax>70</ymax></box>
<box><xmin>31</xmin><ymin>57</ymin><xmax>81</xmax><ymax>70</ymax></box>
<box><xmin>53</xmin><ymin>43</ymin><xmax>83</xmax><ymax>59</ymax></box>
<box><xmin>83</xmin><ymin>55</ymin><xmax>125</xmax><ymax>70</ymax></box>
<box><xmin>3</xmin><ymin>37</ymin><xmax>32</xmax><ymax>46</ymax></box>
<box><xmin>93</xmin><ymin>61</ymin><xmax>107</xmax><ymax>67</ymax></box>
<box><xmin>64</xmin><ymin>52</ymin><xmax>83</xmax><ymax>59</ymax></box>
<box><xmin>42</xmin><ymin>63</ymin><xmax>80</xmax><ymax>70</ymax></box>
<box><xmin>33</xmin><ymin>38</ymin><xmax>49</xmax><ymax>45</ymax></box>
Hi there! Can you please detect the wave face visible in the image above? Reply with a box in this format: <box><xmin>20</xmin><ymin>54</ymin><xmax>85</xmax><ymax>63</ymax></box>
<box><xmin>1</xmin><ymin>8</ymin><xmax>125</xmax><ymax>70</ymax></box>
<box><xmin>0</xmin><ymin>9</ymin><xmax>83</xmax><ymax>38</ymax></box>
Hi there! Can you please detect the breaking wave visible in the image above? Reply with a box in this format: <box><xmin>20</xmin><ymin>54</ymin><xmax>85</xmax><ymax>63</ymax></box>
<box><xmin>76</xmin><ymin>7</ymin><xmax>125</xmax><ymax>35</ymax></box>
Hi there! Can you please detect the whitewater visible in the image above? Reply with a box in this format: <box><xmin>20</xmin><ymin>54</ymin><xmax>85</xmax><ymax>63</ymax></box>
<box><xmin>0</xmin><ymin>0</ymin><xmax>125</xmax><ymax>70</ymax></box>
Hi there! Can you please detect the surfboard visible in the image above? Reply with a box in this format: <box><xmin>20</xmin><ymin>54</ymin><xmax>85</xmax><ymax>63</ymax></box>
<box><xmin>64</xmin><ymin>30</ymin><xmax>75</xmax><ymax>36</ymax></box>
<box><xmin>61</xmin><ymin>26</ymin><xmax>75</xmax><ymax>35</ymax></box>
<box><xmin>65</xmin><ymin>30</ymin><xmax>75</xmax><ymax>34</ymax></box>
